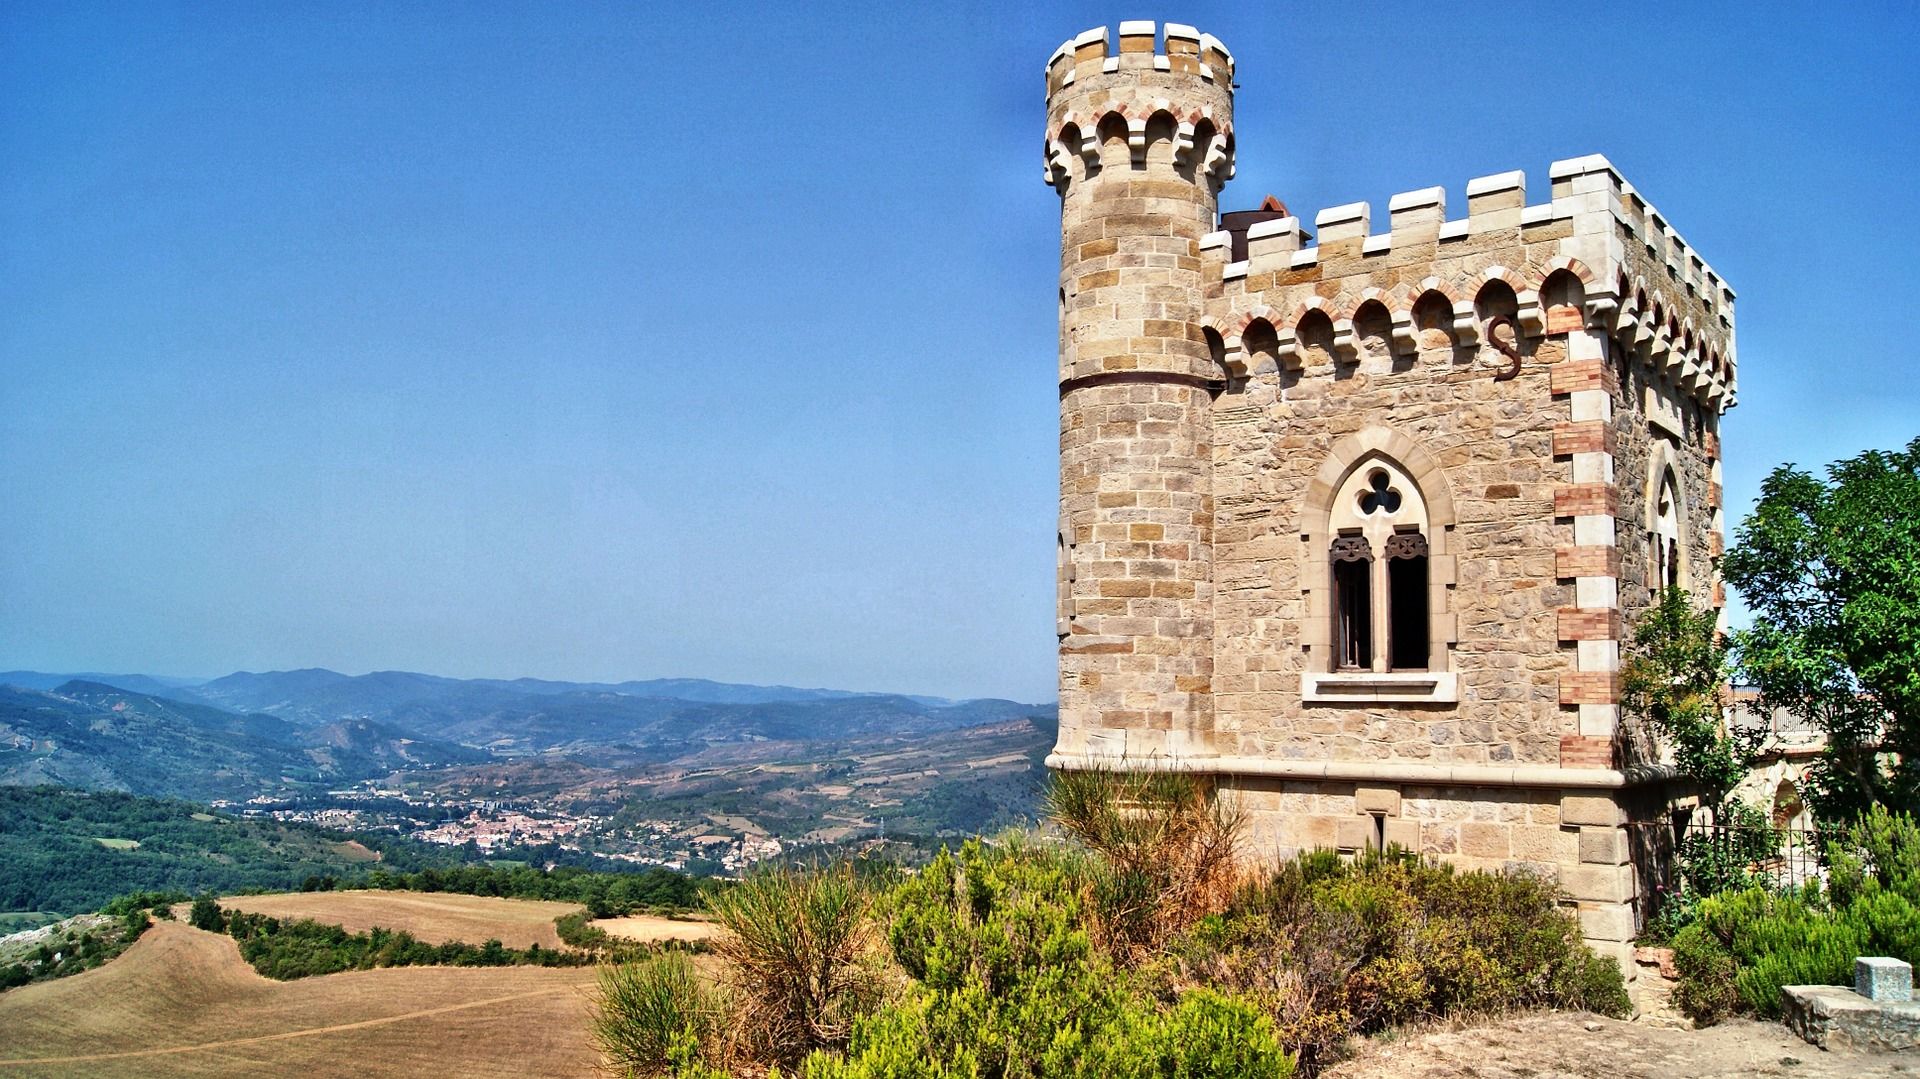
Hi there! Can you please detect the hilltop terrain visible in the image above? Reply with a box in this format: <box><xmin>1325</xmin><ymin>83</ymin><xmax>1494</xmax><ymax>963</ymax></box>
<box><xmin>0</xmin><ymin>920</ymin><xmax>599</xmax><ymax>1078</ymax></box>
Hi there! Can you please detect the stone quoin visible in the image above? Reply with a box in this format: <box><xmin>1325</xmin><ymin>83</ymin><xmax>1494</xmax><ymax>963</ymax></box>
<box><xmin>1042</xmin><ymin>22</ymin><xmax>1735</xmax><ymax>974</ymax></box>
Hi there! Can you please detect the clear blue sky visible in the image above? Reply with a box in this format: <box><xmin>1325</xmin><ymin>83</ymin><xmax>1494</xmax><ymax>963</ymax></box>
<box><xmin>3</xmin><ymin>2</ymin><xmax>1915</xmax><ymax>702</ymax></box>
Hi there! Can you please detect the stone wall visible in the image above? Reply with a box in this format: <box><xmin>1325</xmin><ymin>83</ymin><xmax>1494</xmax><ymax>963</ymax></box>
<box><xmin>1222</xmin><ymin>775</ymin><xmax>1645</xmax><ymax>965</ymax></box>
<box><xmin>1207</xmin><ymin>219</ymin><xmax>1580</xmax><ymax>769</ymax></box>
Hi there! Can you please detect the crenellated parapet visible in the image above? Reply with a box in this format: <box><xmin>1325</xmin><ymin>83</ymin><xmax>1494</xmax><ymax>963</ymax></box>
<box><xmin>1045</xmin><ymin>21</ymin><xmax>1234</xmax><ymax>92</ymax></box>
<box><xmin>1198</xmin><ymin>155</ymin><xmax>1738</xmax><ymax>412</ymax></box>
<box><xmin>1042</xmin><ymin>23</ymin><xmax>1235</xmax><ymax>192</ymax></box>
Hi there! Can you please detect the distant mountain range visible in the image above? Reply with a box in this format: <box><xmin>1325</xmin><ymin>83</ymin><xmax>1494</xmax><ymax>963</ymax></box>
<box><xmin>0</xmin><ymin>668</ymin><xmax>1055</xmax><ymax>802</ymax></box>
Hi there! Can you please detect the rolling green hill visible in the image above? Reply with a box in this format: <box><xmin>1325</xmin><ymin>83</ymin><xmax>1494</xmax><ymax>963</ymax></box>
<box><xmin>0</xmin><ymin>786</ymin><xmax>464</xmax><ymax>917</ymax></box>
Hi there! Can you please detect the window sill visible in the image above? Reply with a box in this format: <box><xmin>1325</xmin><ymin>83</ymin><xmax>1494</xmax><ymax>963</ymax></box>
<box><xmin>1302</xmin><ymin>670</ymin><xmax>1458</xmax><ymax>704</ymax></box>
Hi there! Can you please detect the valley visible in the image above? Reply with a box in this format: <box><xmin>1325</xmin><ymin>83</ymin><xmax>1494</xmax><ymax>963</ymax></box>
<box><xmin>0</xmin><ymin>669</ymin><xmax>1055</xmax><ymax>920</ymax></box>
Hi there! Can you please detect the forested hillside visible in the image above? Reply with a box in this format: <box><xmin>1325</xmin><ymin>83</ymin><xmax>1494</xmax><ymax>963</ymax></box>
<box><xmin>0</xmin><ymin>786</ymin><xmax>462</xmax><ymax>917</ymax></box>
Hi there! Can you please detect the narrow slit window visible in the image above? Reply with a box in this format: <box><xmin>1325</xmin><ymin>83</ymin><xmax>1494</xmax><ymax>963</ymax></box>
<box><xmin>1331</xmin><ymin>534</ymin><xmax>1373</xmax><ymax>670</ymax></box>
<box><xmin>1386</xmin><ymin>530</ymin><xmax>1430</xmax><ymax>671</ymax></box>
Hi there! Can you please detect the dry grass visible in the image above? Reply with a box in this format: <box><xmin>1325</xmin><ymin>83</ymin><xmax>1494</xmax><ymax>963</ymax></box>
<box><xmin>589</xmin><ymin>913</ymin><xmax>717</xmax><ymax>944</ymax></box>
<box><xmin>0</xmin><ymin>921</ymin><xmax>601</xmax><ymax>1078</ymax></box>
<box><xmin>1046</xmin><ymin>768</ymin><xmax>1243</xmax><ymax>960</ymax></box>
<box><xmin>206</xmin><ymin>890</ymin><xmax>584</xmax><ymax>949</ymax></box>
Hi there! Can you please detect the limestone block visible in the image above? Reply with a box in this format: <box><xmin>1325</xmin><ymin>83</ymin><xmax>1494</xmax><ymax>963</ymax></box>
<box><xmin>1461</xmin><ymin>822</ymin><xmax>1510</xmax><ymax>859</ymax></box>
<box><xmin>1354</xmin><ymin>785</ymin><xmax>1401</xmax><ymax>816</ymax></box>
<box><xmin>1559</xmin><ymin>794</ymin><xmax>1625</xmax><ymax>827</ymax></box>
<box><xmin>1561</xmin><ymin>863</ymin><xmax>1634</xmax><ymax>904</ymax></box>
<box><xmin>1578</xmin><ymin>826</ymin><xmax>1628</xmax><ymax>865</ymax></box>
<box><xmin>1578</xmin><ymin>901</ymin><xmax>1636</xmax><ymax>943</ymax></box>
<box><xmin>1858</xmin><ymin>957</ymin><xmax>1914</xmax><ymax>1003</ymax></box>
<box><xmin>1510</xmin><ymin>824</ymin><xmax>1559</xmax><ymax>862</ymax></box>
<box><xmin>1382</xmin><ymin>818</ymin><xmax>1420</xmax><ymax>852</ymax></box>
<box><xmin>1584</xmin><ymin>938</ymin><xmax>1637</xmax><ymax>984</ymax></box>
<box><xmin>1296</xmin><ymin>814</ymin><xmax>1338</xmax><ymax>850</ymax></box>
<box><xmin>1335</xmin><ymin>815</ymin><xmax>1376</xmax><ymax>852</ymax></box>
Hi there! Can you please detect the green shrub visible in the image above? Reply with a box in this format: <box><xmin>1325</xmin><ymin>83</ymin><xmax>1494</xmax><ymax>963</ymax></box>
<box><xmin>189</xmin><ymin>893</ymin><xmax>226</xmax><ymax>932</ymax></box>
<box><xmin>1143</xmin><ymin>988</ymin><xmax>1295</xmax><ymax>1078</ymax></box>
<box><xmin>591</xmin><ymin>952</ymin><xmax>722</xmax><ymax>1078</ymax></box>
<box><xmin>1669</xmin><ymin>924</ymin><xmax>1739</xmax><ymax>1025</ymax></box>
<box><xmin>1689</xmin><ymin>887</ymin><xmax>1864</xmax><ymax>1018</ymax></box>
<box><xmin>1852</xmin><ymin>888</ymin><xmax>1920</xmax><ymax>960</ymax></box>
<box><xmin>597</xmin><ymin>828</ymin><xmax>1625</xmax><ymax>1076</ymax></box>
<box><xmin>1045</xmin><ymin>769</ymin><xmax>1242</xmax><ymax>961</ymax></box>
<box><xmin>806</xmin><ymin>839</ymin><xmax>1293</xmax><ymax>1079</ymax></box>
<box><xmin>1672</xmin><ymin>833</ymin><xmax>1920</xmax><ymax>1024</ymax></box>
<box><xmin>1829</xmin><ymin>805</ymin><xmax>1920</xmax><ymax>907</ymax></box>
<box><xmin>1176</xmin><ymin>851</ymin><xmax>1627</xmax><ymax>1073</ymax></box>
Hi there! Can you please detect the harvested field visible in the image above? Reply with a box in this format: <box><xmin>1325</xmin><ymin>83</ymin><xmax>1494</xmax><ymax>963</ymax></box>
<box><xmin>590</xmin><ymin>912</ymin><xmax>716</xmax><ymax>943</ymax></box>
<box><xmin>1325</xmin><ymin>1010</ymin><xmax>1914</xmax><ymax>1079</ymax></box>
<box><xmin>209</xmin><ymin>890</ymin><xmax>582</xmax><ymax>950</ymax></box>
<box><xmin>0</xmin><ymin>921</ymin><xmax>601</xmax><ymax>1078</ymax></box>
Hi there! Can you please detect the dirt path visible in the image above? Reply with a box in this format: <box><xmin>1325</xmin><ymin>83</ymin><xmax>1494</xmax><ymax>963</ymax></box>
<box><xmin>0</xmin><ymin>985</ymin><xmax>577</xmax><ymax>1067</ymax></box>
<box><xmin>1325</xmin><ymin>1011</ymin><xmax>1915</xmax><ymax>1079</ymax></box>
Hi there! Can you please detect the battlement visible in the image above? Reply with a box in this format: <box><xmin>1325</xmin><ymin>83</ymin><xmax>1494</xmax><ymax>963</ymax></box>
<box><xmin>1205</xmin><ymin>155</ymin><xmax>1738</xmax><ymax>410</ymax></box>
<box><xmin>1041</xmin><ymin>23</ymin><xmax>1236</xmax><ymax>192</ymax></box>
<box><xmin>1045</xmin><ymin>22</ymin><xmax>1234</xmax><ymax>95</ymax></box>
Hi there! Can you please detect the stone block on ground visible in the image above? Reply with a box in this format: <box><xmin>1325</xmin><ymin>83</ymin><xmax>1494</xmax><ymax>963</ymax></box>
<box><xmin>1782</xmin><ymin>983</ymin><xmax>1920</xmax><ymax>1053</ymax></box>
<box><xmin>1857</xmin><ymin>956</ymin><xmax>1913</xmax><ymax>1002</ymax></box>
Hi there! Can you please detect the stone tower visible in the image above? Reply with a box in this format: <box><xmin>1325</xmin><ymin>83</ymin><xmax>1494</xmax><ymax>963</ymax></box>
<box><xmin>1046</xmin><ymin>23</ymin><xmax>1235</xmax><ymax>762</ymax></box>
<box><xmin>1041</xmin><ymin>22</ymin><xmax>1739</xmax><ymax>975</ymax></box>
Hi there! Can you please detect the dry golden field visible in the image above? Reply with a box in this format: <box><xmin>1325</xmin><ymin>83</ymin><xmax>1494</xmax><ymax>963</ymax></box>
<box><xmin>208</xmin><ymin>890</ymin><xmax>584</xmax><ymax>949</ymax></box>
<box><xmin>589</xmin><ymin>912</ymin><xmax>716</xmax><ymax>943</ymax></box>
<box><xmin>0</xmin><ymin>921</ymin><xmax>602</xmax><ymax>1078</ymax></box>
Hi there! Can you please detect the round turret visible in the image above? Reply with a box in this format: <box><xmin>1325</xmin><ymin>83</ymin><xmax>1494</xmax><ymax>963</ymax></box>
<box><xmin>1045</xmin><ymin>23</ymin><xmax>1236</xmax><ymax>766</ymax></box>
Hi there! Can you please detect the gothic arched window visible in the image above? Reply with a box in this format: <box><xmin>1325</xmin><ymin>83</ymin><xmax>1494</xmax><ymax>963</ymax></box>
<box><xmin>1327</xmin><ymin>458</ymin><xmax>1432</xmax><ymax>672</ymax></box>
<box><xmin>1651</xmin><ymin>468</ymin><xmax>1682</xmax><ymax>593</ymax></box>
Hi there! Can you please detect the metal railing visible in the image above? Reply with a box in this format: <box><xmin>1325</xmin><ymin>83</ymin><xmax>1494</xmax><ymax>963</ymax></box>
<box><xmin>1673</xmin><ymin>819</ymin><xmax>1826</xmax><ymax>893</ymax></box>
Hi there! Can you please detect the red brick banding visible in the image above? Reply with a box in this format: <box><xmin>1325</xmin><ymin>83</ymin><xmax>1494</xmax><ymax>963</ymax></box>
<box><xmin>1551</xmin><ymin>420</ymin><xmax>1616</xmax><ymax>457</ymax></box>
<box><xmin>1556</xmin><ymin>545</ymin><xmax>1622</xmax><ymax>579</ymax></box>
<box><xmin>1559</xmin><ymin>671</ymin><xmax>1620</xmax><ymax>706</ymax></box>
<box><xmin>1557</xmin><ymin>608</ymin><xmax>1622</xmax><ymax>642</ymax></box>
<box><xmin>1554</xmin><ymin>483</ymin><xmax>1619</xmax><ymax>518</ymax></box>
<box><xmin>1560</xmin><ymin>735</ymin><xmax>1615</xmax><ymax>768</ymax></box>
<box><xmin>1549</xmin><ymin>358</ymin><xmax>1619</xmax><ymax>396</ymax></box>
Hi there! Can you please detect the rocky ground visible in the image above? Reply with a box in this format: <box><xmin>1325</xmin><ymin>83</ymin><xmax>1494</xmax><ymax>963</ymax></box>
<box><xmin>0</xmin><ymin>914</ymin><xmax>113</xmax><ymax>966</ymax></box>
<box><xmin>1325</xmin><ymin>1011</ymin><xmax>1914</xmax><ymax>1079</ymax></box>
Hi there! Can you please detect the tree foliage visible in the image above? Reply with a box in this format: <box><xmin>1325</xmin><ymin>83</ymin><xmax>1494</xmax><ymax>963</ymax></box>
<box><xmin>1620</xmin><ymin>587</ymin><xmax>1760</xmax><ymax>814</ymax></box>
<box><xmin>1722</xmin><ymin>437</ymin><xmax>1920</xmax><ymax>820</ymax></box>
<box><xmin>0</xmin><ymin>786</ymin><xmax>459</xmax><ymax>916</ymax></box>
